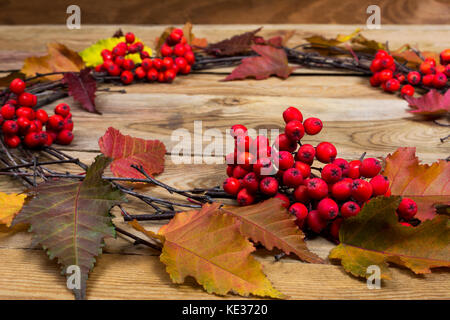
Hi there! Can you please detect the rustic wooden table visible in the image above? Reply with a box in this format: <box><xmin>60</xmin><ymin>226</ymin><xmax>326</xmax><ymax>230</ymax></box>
<box><xmin>0</xmin><ymin>25</ymin><xmax>449</xmax><ymax>300</ymax></box>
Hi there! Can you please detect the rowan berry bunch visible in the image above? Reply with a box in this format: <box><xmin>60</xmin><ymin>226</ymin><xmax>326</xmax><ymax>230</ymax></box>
<box><xmin>222</xmin><ymin>106</ymin><xmax>419</xmax><ymax>241</ymax></box>
<box><xmin>0</xmin><ymin>78</ymin><xmax>74</xmax><ymax>148</ymax></box>
<box><xmin>370</xmin><ymin>49</ymin><xmax>450</xmax><ymax>96</ymax></box>
<box><xmin>94</xmin><ymin>30</ymin><xmax>194</xmax><ymax>85</ymax></box>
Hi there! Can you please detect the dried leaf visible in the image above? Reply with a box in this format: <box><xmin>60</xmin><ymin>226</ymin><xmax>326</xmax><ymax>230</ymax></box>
<box><xmin>181</xmin><ymin>22</ymin><xmax>207</xmax><ymax>50</ymax></box>
<box><xmin>157</xmin><ymin>202</ymin><xmax>285</xmax><ymax>298</ymax></box>
<box><xmin>329</xmin><ymin>196</ymin><xmax>450</xmax><ymax>279</ymax></box>
<box><xmin>383</xmin><ymin>147</ymin><xmax>450</xmax><ymax>221</ymax></box>
<box><xmin>63</xmin><ymin>68</ymin><xmax>98</xmax><ymax>114</ymax></box>
<box><xmin>12</xmin><ymin>156</ymin><xmax>126</xmax><ymax>299</ymax></box>
<box><xmin>21</xmin><ymin>43</ymin><xmax>85</xmax><ymax>81</ymax></box>
<box><xmin>98</xmin><ymin>127</ymin><xmax>166</xmax><ymax>179</ymax></box>
<box><xmin>224</xmin><ymin>44</ymin><xmax>295</xmax><ymax>81</ymax></box>
<box><xmin>0</xmin><ymin>71</ymin><xmax>25</xmax><ymax>88</ymax></box>
<box><xmin>222</xmin><ymin>199</ymin><xmax>323</xmax><ymax>263</ymax></box>
<box><xmin>305</xmin><ymin>28</ymin><xmax>362</xmax><ymax>48</ymax></box>
<box><xmin>129</xmin><ymin>219</ymin><xmax>165</xmax><ymax>243</ymax></box>
<box><xmin>205</xmin><ymin>27</ymin><xmax>262</xmax><ymax>56</ymax></box>
<box><xmin>404</xmin><ymin>89</ymin><xmax>450</xmax><ymax>118</ymax></box>
<box><xmin>0</xmin><ymin>192</ymin><xmax>26</xmax><ymax>227</ymax></box>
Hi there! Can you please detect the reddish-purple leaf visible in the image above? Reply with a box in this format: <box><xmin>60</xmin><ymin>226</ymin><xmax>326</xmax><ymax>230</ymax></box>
<box><xmin>404</xmin><ymin>89</ymin><xmax>450</xmax><ymax>118</ymax></box>
<box><xmin>224</xmin><ymin>45</ymin><xmax>296</xmax><ymax>81</ymax></box>
<box><xmin>63</xmin><ymin>68</ymin><xmax>99</xmax><ymax>114</ymax></box>
<box><xmin>98</xmin><ymin>127</ymin><xmax>166</xmax><ymax>179</ymax></box>
<box><xmin>204</xmin><ymin>28</ymin><xmax>262</xmax><ymax>56</ymax></box>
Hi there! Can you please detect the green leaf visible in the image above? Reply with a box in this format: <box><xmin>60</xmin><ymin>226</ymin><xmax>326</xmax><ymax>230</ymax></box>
<box><xmin>12</xmin><ymin>155</ymin><xmax>127</xmax><ymax>299</ymax></box>
<box><xmin>79</xmin><ymin>36</ymin><xmax>152</xmax><ymax>67</ymax></box>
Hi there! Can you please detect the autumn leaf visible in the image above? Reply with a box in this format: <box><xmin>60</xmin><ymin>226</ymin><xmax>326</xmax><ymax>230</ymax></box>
<box><xmin>222</xmin><ymin>199</ymin><xmax>323</xmax><ymax>263</ymax></box>
<box><xmin>182</xmin><ymin>22</ymin><xmax>208</xmax><ymax>49</ymax></box>
<box><xmin>404</xmin><ymin>89</ymin><xmax>450</xmax><ymax>118</ymax></box>
<box><xmin>224</xmin><ymin>45</ymin><xmax>295</xmax><ymax>81</ymax></box>
<box><xmin>63</xmin><ymin>68</ymin><xmax>98</xmax><ymax>114</ymax></box>
<box><xmin>98</xmin><ymin>127</ymin><xmax>166</xmax><ymax>179</ymax></box>
<box><xmin>21</xmin><ymin>43</ymin><xmax>85</xmax><ymax>81</ymax></box>
<box><xmin>383</xmin><ymin>147</ymin><xmax>450</xmax><ymax>221</ymax></box>
<box><xmin>12</xmin><ymin>156</ymin><xmax>126</xmax><ymax>299</ymax></box>
<box><xmin>0</xmin><ymin>71</ymin><xmax>25</xmax><ymax>88</ymax></box>
<box><xmin>205</xmin><ymin>28</ymin><xmax>262</xmax><ymax>56</ymax></box>
<box><xmin>0</xmin><ymin>192</ymin><xmax>26</xmax><ymax>227</ymax></box>
<box><xmin>156</xmin><ymin>202</ymin><xmax>285</xmax><ymax>298</ymax></box>
<box><xmin>305</xmin><ymin>28</ymin><xmax>362</xmax><ymax>48</ymax></box>
<box><xmin>329</xmin><ymin>196</ymin><xmax>450</xmax><ymax>279</ymax></box>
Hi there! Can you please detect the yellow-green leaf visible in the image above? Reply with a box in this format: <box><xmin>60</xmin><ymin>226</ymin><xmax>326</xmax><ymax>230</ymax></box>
<box><xmin>0</xmin><ymin>192</ymin><xmax>26</xmax><ymax>227</ymax></box>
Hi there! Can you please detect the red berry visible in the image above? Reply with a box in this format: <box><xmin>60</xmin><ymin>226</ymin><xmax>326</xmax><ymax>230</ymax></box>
<box><xmin>237</xmin><ymin>188</ymin><xmax>255</xmax><ymax>206</ymax></box>
<box><xmin>63</xmin><ymin>117</ymin><xmax>74</xmax><ymax>131</ymax></box>
<box><xmin>37</xmin><ymin>131</ymin><xmax>49</xmax><ymax>146</ymax></box>
<box><xmin>283</xmin><ymin>168</ymin><xmax>303</xmax><ymax>188</ymax></box>
<box><xmin>134</xmin><ymin>42</ymin><xmax>144</xmax><ymax>52</ymax></box>
<box><xmin>9</xmin><ymin>78</ymin><xmax>26</xmax><ymax>94</ymax></box>
<box><xmin>285</xmin><ymin>120</ymin><xmax>305</xmax><ymax>141</ymax></box>
<box><xmin>169</xmin><ymin>30</ymin><xmax>183</xmax><ymax>44</ymax></box>
<box><xmin>226</xmin><ymin>165</ymin><xmax>234</xmax><ymax>177</ymax></box>
<box><xmin>162</xmin><ymin>57</ymin><xmax>174</xmax><ymax>70</ymax></box>
<box><xmin>317</xmin><ymin>198</ymin><xmax>339</xmax><ymax>220</ymax></box>
<box><xmin>440</xmin><ymin>49</ymin><xmax>450</xmax><ymax>65</ymax></box>
<box><xmin>370</xmin><ymin>58</ymin><xmax>382</xmax><ymax>73</ymax></box>
<box><xmin>32</xmin><ymin>119</ymin><xmax>43</xmax><ymax>132</ymax></box>
<box><xmin>306</xmin><ymin>178</ymin><xmax>328</xmax><ymax>200</ymax></box>
<box><xmin>175</xmin><ymin>57</ymin><xmax>188</xmax><ymax>70</ymax></box>
<box><xmin>289</xmin><ymin>203</ymin><xmax>308</xmax><ymax>221</ymax></box>
<box><xmin>242</xmin><ymin>172</ymin><xmax>259</xmax><ymax>194</ymax></box>
<box><xmin>24</xmin><ymin>132</ymin><xmax>42</xmax><ymax>148</ymax></box>
<box><xmin>125</xmin><ymin>32</ymin><xmax>135</xmax><ymax>44</ymax></box>
<box><xmin>445</xmin><ymin>65</ymin><xmax>450</xmax><ymax>77</ymax></box>
<box><xmin>223</xmin><ymin>177</ymin><xmax>241</xmax><ymax>196</ymax></box>
<box><xmin>370</xmin><ymin>175</ymin><xmax>390</xmax><ymax>196</ymax></box>
<box><xmin>260</xmin><ymin>177</ymin><xmax>279</xmax><ymax>196</ymax></box>
<box><xmin>420</xmin><ymin>61</ymin><xmax>434</xmax><ymax>74</ymax></box>
<box><xmin>432</xmin><ymin>72</ymin><xmax>447</xmax><ymax>88</ymax></box>
<box><xmin>237</xmin><ymin>152</ymin><xmax>255</xmax><ymax>171</ymax></box>
<box><xmin>276</xmin><ymin>151</ymin><xmax>294</xmax><ymax>170</ymax></box>
<box><xmin>307</xmin><ymin>210</ymin><xmax>327</xmax><ymax>233</ymax></box>
<box><xmin>303</xmin><ymin>117</ymin><xmax>323</xmax><ymax>135</ymax></box>
<box><xmin>54</xmin><ymin>103</ymin><xmax>71</xmax><ymax>117</ymax></box>
<box><xmin>331</xmin><ymin>179</ymin><xmax>352</xmax><ymax>201</ymax></box>
<box><xmin>315</xmin><ymin>142</ymin><xmax>337</xmax><ymax>163</ymax></box>
<box><xmin>407</xmin><ymin>71</ymin><xmax>421</xmax><ymax>85</ymax></box>
<box><xmin>122</xmin><ymin>59</ymin><xmax>135</xmax><ymax>70</ymax></box>
<box><xmin>180</xmin><ymin>64</ymin><xmax>192</xmax><ymax>75</ymax></box>
<box><xmin>295</xmin><ymin>144</ymin><xmax>315</xmax><ymax>164</ymax></box>
<box><xmin>293</xmin><ymin>161</ymin><xmax>311</xmax><ymax>179</ymax></box>
<box><xmin>348</xmin><ymin>160</ymin><xmax>361</xmax><ymax>179</ymax></box>
<box><xmin>153</xmin><ymin>58</ymin><xmax>163</xmax><ymax>70</ymax></box>
<box><xmin>230</xmin><ymin>124</ymin><xmax>247</xmax><ymax>138</ymax></box>
<box><xmin>173</xmin><ymin>43</ymin><xmax>186</xmax><ymax>57</ymax></box>
<box><xmin>351</xmin><ymin>179</ymin><xmax>373</xmax><ymax>202</ymax></box>
<box><xmin>282</xmin><ymin>106</ymin><xmax>303</xmax><ymax>123</ymax></box>
<box><xmin>395</xmin><ymin>73</ymin><xmax>406</xmax><ymax>83</ymax></box>
<box><xmin>321</xmin><ymin>163</ymin><xmax>342</xmax><ymax>184</ymax></box>
<box><xmin>107</xmin><ymin>63</ymin><xmax>121</xmax><ymax>76</ymax></box>
<box><xmin>360</xmin><ymin>158</ymin><xmax>382</xmax><ymax>178</ymax></box>
<box><xmin>2</xmin><ymin>120</ymin><xmax>19</xmax><ymax>135</ymax></box>
<box><xmin>16</xmin><ymin>107</ymin><xmax>35</xmax><ymax>120</ymax></box>
<box><xmin>4</xmin><ymin>135</ymin><xmax>21</xmax><ymax>148</ymax></box>
<box><xmin>370</xmin><ymin>74</ymin><xmax>381</xmax><ymax>87</ymax></box>
<box><xmin>422</xmin><ymin>74</ymin><xmax>434</xmax><ymax>86</ymax></box>
<box><xmin>135</xmin><ymin>66</ymin><xmax>146</xmax><ymax>79</ymax></box>
<box><xmin>380</xmin><ymin>56</ymin><xmax>394</xmax><ymax>69</ymax></box>
<box><xmin>56</xmin><ymin>129</ymin><xmax>74</xmax><ymax>145</ymax></box>
<box><xmin>253</xmin><ymin>157</ymin><xmax>276</xmax><ymax>177</ymax></box>
<box><xmin>1</xmin><ymin>104</ymin><xmax>16</xmax><ymax>120</ymax></box>
<box><xmin>36</xmin><ymin>109</ymin><xmax>49</xmax><ymax>123</ymax></box>
<box><xmin>250</xmin><ymin>135</ymin><xmax>270</xmax><ymax>156</ymax></box>
<box><xmin>274</xmin><ymin>133</ymin><xmax>297</xmax><ymax>152</ymax></box>
<box><xmin>147</xmin><ymin>69</ymin><xmax>159</xmax><ymax>82</ymax></box>
<box><xmin>274</xmin><ymin>193</ymin><xmax>290</xmax><ymax>208</ymax></box>
<box><xmin>330</xmin><ymin>218</ymin><xmax>343</xmax><ymax>240</ymax></box>
<box><xmin>401</xmin><ymin>84</ymin><xmax>415</xmax><ymax>96</ymax></box>
<box><xmin>164</xmin><ymin>69</ymin><xmax>177</xmax><ymax>83</ymax></box>
<box><xmin>18</xmin><ymin>92</ymin><xmax>36</xmax><ymax>107</ymax></box>
<box><xmin>397</xmin><ymin>198</ymin><xmax>418</xmax><ymax>220</ymax></box>
<box><xmin>160</xmin><ymin>44</ymin><xmax>173</xmax><ymax>57</ymax></box>
<box><xmin>332</xmin><ymin>158</ymin><xmax>349</xmax><ymax>176</ymax></box>
<box><xmin>48</xmin><ymin>115</ymin><xmax>65</xmax><ymax>131</ymax></box>
<box><xmin>121</xmin><ymin>70</ymin><xmax>134</xmax><ymax>84</ymax></box>
<box><xmin>293</xmin><ymin>185</ymin><xmax>310</xmax><ymax>203</ymax></box>
<box><xmin>233</xmin><ymin>165</ymin><xmax>249</xmax><ymax>179</ymax></box>
<box><xmin>141</xmin><ymin>58</ymin><xmax>153</xmax><ymax>71</ymax></box>
<box><xmin>341</xmin><ymin>201</ymin><xmax>361</xmax><ymax>218</ymax></box>
<box><xmin>383</xmin><ymin>78</ymin><xmax>400</xmax><ymax>92</ymax></box>
<box><xmin>16</xmin><ymin>117</ymin><xmax>31</xmax><ymax>131</ymax></box>
<box><xmin>184</xmin><ymin>51</ymin><xmax>195</xmax><ymax>65</ymax></box>
<box><xmin>378</xmin><ymin>69</ymin><xmax>393</xmax><ymax>82</ymax></box>
<box><xmin>375</xmin><ymin>50</ymin><xmax>388</xmax><ymax>59</ymax></box>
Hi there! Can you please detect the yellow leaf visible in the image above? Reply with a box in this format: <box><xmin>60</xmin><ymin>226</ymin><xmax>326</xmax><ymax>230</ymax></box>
<box><xmin>0</xmin><ymin>192</ymin><xmax>26</xmax><ymax>227</ymax></box>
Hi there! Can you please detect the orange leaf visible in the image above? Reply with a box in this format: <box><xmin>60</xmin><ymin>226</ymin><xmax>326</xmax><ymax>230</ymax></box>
<box><xmin>0</xmin><ymin>192</ymin><xmax>26</xmax><ymax>227</ymax></box>
<box><xmin>21</xmin><ymin>43</ymin><xmax>85</xmax><ymax>81</ymax></box>
<box><xmin>222</xmin><ymin>199</ymin><xmax>323</xmax><ymax>263</ymax></box>
<box><xmin>98</xmin><ymin>127</ymin><xmax>166</xmax><ymax>179</ymax></box>
<box><xmin>404</xmin><ymin>89</ymin><xmax>450</xmax><ymax>118</ymax></box>
<box><xmin>383</xmin><ymin>147</ymin><xmax>450</xmax><ymax>221</ymax></box>
<box><xmin>157</xmin><ymin>203</ymin><xmax>285</xmax><ymax>298</ymax></box>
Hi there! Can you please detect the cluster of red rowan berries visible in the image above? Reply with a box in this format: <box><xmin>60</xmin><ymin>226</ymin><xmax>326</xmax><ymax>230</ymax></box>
<box><xmin>222</xmin><ymin>106</ymin><xmax>418</xmax><ymax>240</ymax></box>
<box><xmin>94</xmin><ymin>30</ymin><xmax>194</xmax><ymax>85</ymax></box>
<box><xmin>370</xmin><ymin>49</ymin><xmax>450</xmax><ymax>96</ymax></box>
<box><xmin>0</xmin><ymin>78</ymin><xmax>74</xmax><ymax>148</ymax></box>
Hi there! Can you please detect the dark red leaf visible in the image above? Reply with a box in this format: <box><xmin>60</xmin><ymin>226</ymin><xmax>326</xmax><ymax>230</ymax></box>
<box><xmin>404</xmin><ymin>89</ymin><xmax>450</xmax><ymax>118</ymax></box>
<box><xmin>204</xmin><ymin>28</ymin><xmax>262</xmax><ymax>56</ymax></box>
<box><xmin>63</xmin><ymin>68</ymin><xmax>99</xmax><ymax>114</ymax></box>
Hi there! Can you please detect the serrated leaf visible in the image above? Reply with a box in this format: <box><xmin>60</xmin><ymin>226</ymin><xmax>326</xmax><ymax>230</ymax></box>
<box><xmin>329</xmin><ymin>196</ymin><xmax>450</xmax><ymax>279</ymax></box>
<box><xmin>79</xmin><ymin>36</ymin><xmax>152</xmax><ymax>68</ymax></box>
<box><xmin>21</xmin><ymin>43</ymin><xmax>85</xmax><ymax>81</ymax></box>
<box><xmin>98</xmin><ymin>127</ymin><xmax>166</xmax><ymax>179</ymax></box>
<box><xmin>0</xmin><ymin>192</ymin><xmax>26</xmax><ymax>227</ymax></box>
<box><xmin>12</xmin><ymin>155</ymin><xmax>126</xmax><ymax>299</ymax></box>
<box><xmin>157</xmin><ymin>202</ymin><xmax>285</xmax><ymax>298</ymax></box>
<box><xmin>222</xmin><ymin>199</ymin><xmax>323</xmax><ymax>263</ymax></box>
<box><xmin>63</xmin><ymin>68</ymin><xmax>98</xmax><ymax>114</ymax></box>
<box><xmin>224</xmin><ymin>44</ymin><xmax>295</xmax><ymax>81</ymax></box>
<box><xmin>205</xmin><ymin>28</ymin><xmax>262</xmax><ymax>56</ymax></box>
<box><xmin>383</xmin><ymin>147</ymin><xmax>450</xmax><ymax>221</ymax></box>
<box><xmin>404</xmin><ymin>89</ymin><xmax>450</xmax><ymax>118</ymax></box>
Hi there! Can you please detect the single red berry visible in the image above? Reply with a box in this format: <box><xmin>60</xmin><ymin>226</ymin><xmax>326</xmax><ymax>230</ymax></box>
<box><xmin>107</xmin><ymin>63</ymin><xmax>121</xmax><ymax>76</ymax></box>
<box><xmin>360</xmin><ymin>158</ymin><xmax>382</xmax><ymax>178</ymax></box>
<box><xmin>307</xmin><ymin>210</ymin><xmax>327</xmax><ymax>233</ymax></box>
<box><xmin>321</xmin><ymin>163</ymin><xmax>342</xmax><ymax>184</ymax></box>
<box><xmin>16</xmin><ymin>107</ymin><xmax>35</xmax><ymax>120</ymax></box>
<box><xmin>18</xmin><ymin>92</ymin><xmax>36</xmax><ymax>107</ymax></box>
<box><xmin>26</xmin><ymin>122</ymin><xmax>38</xmax><ymax>134</ymax></box>
<box><xmin>225</xmin><ymin>152</ymin><xmax>237</xmax><ymax>165</ymax></box>
<box><xmin>289</xmin><ymin>202</ymin><xmax>308</xmax><ymax>221</ymax></box>
<box><xmin>36</xmin><ymin>109</ymin><xmax>49</xmax><ymax>123</ymax></box>
<box><xmin>351</xmin><ymin>179</ymin><xmax>373</xmax><ymax>202</ymax></box>
<box><xmin>173</xmin><ymin>43</ymin><xmax>186</xmax><ymax>57</ymax></box>
<box><xmin>47</xmin><ymin>115</ymin><xmax>65</xmax><ymax>131</ymax></box>
<box><xmin>283</xmin><ymin>168</ymin><xmax>303</xmax><ymax>188</ymax></box>
<box><xmin>184</xmin><ymin>51</ymin><xmax>195</xmax><ymax>65</ymax></box>
<box><xmin>395</xmin><ymin>73</ymin><xmax>406</xmax><ymax>83</ymax></box>
<box><xmin>383</xmin><ymin>78</ymin><xmax>400</xmax><ymax>92</ymax></box>
<box><xmin>1</xmin><ymin>104</ymin><xmax>16</xmax><ymax>120</ymax></box>
<box><xmin>134</xmin><ymin>41</ymin><xmax>144</xmax><ymax>52</ymax></box>
<box><xmin>370</xmin><ymin>74</ymin><xmax>381</xmax><ymax>87</ymax></box>
<box><xmin>164</xmin><ymin>69</ymin><xmax>177</xmax><ymax>83</ymax></box>
<box><xmin>180</xmin><ymin>64</ymin><xmax>192</xmax><ymax>75</ymax></box>
<box><xmin>397</xmin><ymin>198</ymin><xmax>418</xmax><ymax>220</ymax></box>
<box><xmin>253</xmin><ymin>157</ymin><xmax>276</xmax><ymax>177</ymax></box>
<box><xmin>378</xmin><ymin>69</ymin><xmax>393</xmax><ymax>82</ymax></box>
<box><xmin>285</xmin><ymin>120</ymin><xmax>305</xmax><ymax>141</ymax></box>
<box><xmin>242</xmin><ymin>172</ymin><xmax>259</xmax><ymax>194</ymax></box>
<box><xmin>120</xmin><ymin>70</ymin><xmax>134</xmax><ymax>84</ymax></box>
<box><xmin>274</xmin><ymin>193</ymin><xmax>290</xmax><ymax>208</ymax></box>
<box><xmin>341</xmin><ymin>201</ymin><xmax>361</xmax><ymax>218</ymax></box>
<box><xmin>237</xmin><ymin>152</ymin><xmax>255</xmax><ymax>171</ymax></box>
<box><xmin>303</xmin><ymin>117</ymin><xmax>323</xmax><ymax>135</ymax></box>
<box><xmin>440</xmin><ymin>49</ymin><xmax>450</xmax><ymax>65</ymax></box>
<box><xmin>56</xmin><ymin>129</ymin><xmax>74</xmax><ymax>145</ymax></box>
<box><xmin>32</xmin><ymin>119</ymin><xmax>43</xmax><ymax>132</ymax></box>
<box><xmin>331</xmin><ymin>158</ymin><xmax>349</xmax><ymax>176</ymax></box>
<box><xmin>37</xmin><ymin>131</ymin><xmax>49</xmax><ymax>146</ymax></box>
<box><xmin>153</xmin><ymin>58</ymin><xmax>163</xmax><ymax>70</ymax></box>
<box><xmin>174</xmin><ymin>57</ymin><xmax>188</xmax><ymax>70</ymax></box>
<box><xmin>370</xmin><ymin>58</ymin><xmax>382</xmax><ymax>73</ymax></box>
<box><xmin>2</xmin><ymin>120</ymin><xmax>19</xmax><ymax>135</ymax></box>
<box><xmin>135</xmin><ymin>66</ymin><xmax>146</xmax><ymax>79</ymax></box>
<box><xmin>293</xmin><ymin>161</ymin><xmax>311</xmax><ymax>179</ymax></box>
<box><xmin>162</xmin><ymin>57</ymin><xmax>174</xmax><ymax>70</ymax></box>
<box><xmin>317</xmin><ymin>198</ymin><xmax>339</xmax><ymax>220</ymax></box>
<box><xmin>283</xmin><ymin>106</ymin><xmax>303</xmax><ymax>123</ymax></box>
<box><xmin>407</xmin><ymin>71</ymin><xmax>421</xmax><ymax>85</ymax></box>
<box><xmin>274</xmin><ymin>133</ymin><xmax>297</xmax><ymax>152</ymax></box>
<box><xmin>250</xmin><ymin>135</ymin><xmax>270</xmax><ymax>155</ymax></box>
<box><xmin>420</xmin><ymin>61</ymin><xmax>434</xmax><ymax>74</ymax></box>
<box><xmin>4</xmin><ymin>135</ymin><xmax>21</xmax><ymax>148</ymax></box>
<box><xmin>147</xmin><ymin>68</ymin><xmax>159</xmax><ymax>82</ymax></box>
<box><xmin>276</xmin><ymin>151</ymin><xmax>294</xmax><ymax>170</ymax></box>
<box><xmin>237</xmin><ymin>188</ymin><xmax>255</xmax><ymax>206</ymax></box>
<box><xmin>296</xmin><ymin>144</ymin><xmax>315</xmax><ymax>164</ymax></box>
<box><xmin>375</xmin><ymin>50</ymin><xmax>388</xmax><ymax>59</ymax></box>
<box><xmin>432</xmin><ymin>72</ymin><xmax>447</xmax><ymax>88</ymax></box>
<box><xmin>401</xmin><ymin>84</ymin><xmax>415</xmax><ymax>96</ymax></box>
<box><xmin>54</xmin><ymin>103</ymin><xmax>71</xmax><ymax>117</ymax></box>
<box><xmin>168</xmin><ymin>30</ymin><xmax>183</xmax><ymax>45</ymax></box>
<box><xmin>16</xmin><ymin>117</ymin><xmax>31</xmax><ymax>131</ymax></box>
<box><xmin>63</xmin><ymin>117</ymin><xmax>74</xmax><ymax>131</ymax></box>
<box><xmin>331</xmin><ymin>179</ymin><xmax>352</xmax><ymax>201</ymax></box>
<box><xmin>122</xmin><ymin>59</ymin><xmax>135</xmax><ymax>70</ymax></box>
<box><xmin>306</xmin><ymin>177</ymin><xmax>328</xmax><ymax>200</ymax></box>
<box><xmin>24</xmin><ymin>132</ymin><xmax>42</xmax><ymax>148</ymax></box>
<box><xmin>348</xmin><ymin>160</ymin><xmax>361</xmax><ymax>179</ymax></box>
<box><xmin>226</xmin><ymin>165</ymin><xmax>235</xmax><ymax>177</ymax></box>
<box><xmin>380</xmin><ymin>55</ymin><xmax>394</xmax><ymax>69</ymax></box>
<box><xmin>370</xmin><ymin>175</ymin><xmax>390</xmax><ymax>196</ymax></box>
<box><xmin>233</xmin><ymin>165</ymin><xmax>249</xmax><ymax>179</ymax></box>
<box><xmin>141</xmin><ymin>58</ymin><xmax>153</xmax><ymax>71</ymax></box>
<box><xmin>223</xmin><ymin>177</ymin><xmax>241</xmax><ymax>196</ymax></box>
<box><xmin>184</xmin><ymin>43</ymin><xmax>192</xmax><ymax>52</ymax></box>
<box><xmin>330</xmin><ymin>218</ymin><xmax>343</xmax><ymax>240</ymax></box>
<box><xmin>127</xmin><ymin>44</ymin><xmax>139</xmax><ymax>54</ymax></box>
<box><xmin>422</xmin><ymin>74</ymin><xmax>434</xmax><ymax>86</ymax></box>
<box><xmin>260</xmin><ymin>177</ymin><xmax>279</xmax><ymax>196</ymax></box>
<box><xmin>9</xmin><ymin>78</ymin><xmax>26</xmax><ymax>94</ymax></box>
<box><xmin>293</xmin><ymin>185</ymin><xmax>310</xmax><ymax>203</ymax></box>
<box><xmin>112</xmin><ymin>45</ymin><xmax>126</xmax><ymax>57</ymax></box>
<box><xmin>315</xmin><ymin>142</ymin><xmax>337</xmax><ymax>163</ymax></box>
<box><xmin>160</xmin><ymin>43</ymin><xmax>173</xmax><ymax>57</ymax></box>
<box><xmin>230</xmin><ymin>124</ymin><xmax>248</xmax><ymax>138</ymax></box>
<box><xmin>125</xmin><ymin>32</ymin><xmax>135</xmax><ymax>44</ymax></box>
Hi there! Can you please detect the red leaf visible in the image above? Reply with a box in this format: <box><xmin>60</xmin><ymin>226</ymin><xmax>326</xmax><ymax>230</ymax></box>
<box><xmin>205</xmin><ymin>28</ymin><xmax>262</xmax><ymax>56</ymax></box>
<box><xmin>98</xmin><ymin>127</ymin><xmax>166</xmax><ymax>179</ymax></box>
<box><xmin>63</xmin><ymin>68</ymin><xmax>99</xmax><ymax>114</ymax></box>
<box><xmin>224</xmin><ymin>45</ymin><xmax>295</xmax><ymax>81</ymax></box>
<box><xmin>404</xmin><ymin>89</ymin><xmax>450</xmax><ymax>118</ymax></box>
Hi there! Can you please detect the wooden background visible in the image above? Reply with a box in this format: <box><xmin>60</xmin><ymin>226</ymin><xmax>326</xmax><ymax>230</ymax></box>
<box><xmin>0</xmin><ymin>24</ymin><xmax>449</xmax><ymax>299</ymax></box>
<box><xmin>0</xmin><ymin>0</ymin><xmax>449</xmax><ymax>25</ymax></box>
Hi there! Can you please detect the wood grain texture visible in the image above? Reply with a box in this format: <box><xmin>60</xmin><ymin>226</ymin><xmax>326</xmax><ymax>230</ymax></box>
<box><xmin>0</xmin><ymin>0</ymin><xmax>449</xmax><ymax>25</ymax></box>
<box><xmin>0</xmin><ymin>25</ymin><xmax>449</xmax><ymax>300</ymax></box>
